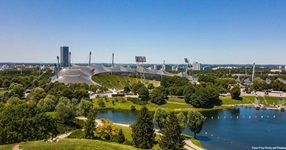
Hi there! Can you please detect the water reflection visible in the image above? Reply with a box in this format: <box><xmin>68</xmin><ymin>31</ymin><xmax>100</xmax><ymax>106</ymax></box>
<box><xmin>97</xmin><ymin>107</ymin><xmax>286</xmax><ymax>150</ymax></box>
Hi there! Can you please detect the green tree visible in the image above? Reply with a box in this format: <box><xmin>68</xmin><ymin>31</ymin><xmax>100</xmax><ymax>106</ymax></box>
<box><xmin>231</xmin><ymin>84</ymin><xmax>241</xmax><ymax>99</ymax></box>
<box><xmin>131</xmin><ymin>82</ymin><xmax>144</xmax><ymax>94</ymax></box>
<box><xmin>0</xmin><ymin>91</ymin><xmax>10</xmax><ymax>103</ymax></box>
<box><xmin>148</xmin><ymin>83</ymin><xmax>154</xmax><ymax>89</ymax></box>
<box><xmin>28</xmin><ymin>87</ymin><xmax>46</xmax><ymax>103</ymax></box>
<box><xmin>85</xmin><ymin>111</ymin><xmax>97</xmax><ymax>139</ymax></box>
<box><xmin>123</xmin><ymin>84</ymin><xmax>131</xmax><ymax>93</ymax></box>
<box><xmin>1</xmin><ymin>79</ymin><xmax>10</xmax><ymax>87</ymax></box>
<box><xmin>0</xmin><ymin>103</ymin><xmax>58</xmax><ymax>144</ymax></box>
<box><xmin>137</xmin><ymin>86</ymin><xmax>149</xmax><ymax>101</ymax></box>
<box><xmin>183</xmin><ymin>84</ymin><xmax>196</xmax><ymax>104</ymax></box>
<box><xmin>187</xmin><ymin>110</ymin><xmax>205</xmax><ymax>139</ymax></box>
<box><xmin>55</xmin><ymin>102</ymin><xmax>75</xmax><ymax>124</ymax></box>
<box><xmin>131</xmin><ymin>106</ymin><xmax>155</xmax><ymax>149</ymax></box>
<box><xmin>117</xmin><ymin>128</ymin><xmax>125</xmax><ymax>144</ymax></box>
<box><xmin>76</xmin><ymin>99</ymin><xmax>96</xmax><ymax>117</ymax></box>
<box><xmin>176</xmin><ymin>112</ymin><xmax>186</xmax><ymax>131</ymax></box>
<box><xmin>94</xmin><ymin>119</ymin><xmax>119</xmax><ymax>141</ymax></box>
<box><xmin>8</xmin><ymin>83</ymin><xmax>24</xmax><ymax>98</ymax></box>
<box><xmin>37</xmin><ymin>97</ymin><xmax>56</xmax><ymax>112</ymax></box>
<box><xmin>150</xmin><ymin>87</ymin><xmax>168</xmax><ymax>105</ymax></box>
<box><xmin>153</xmin><ymin>108</ymin><xmax>168</xmax><ymax>130</ymax></box>
<box><xmin>159</xmin><ymin>112</ymin><xmax>185</xmax><ymax>150</ymax></box>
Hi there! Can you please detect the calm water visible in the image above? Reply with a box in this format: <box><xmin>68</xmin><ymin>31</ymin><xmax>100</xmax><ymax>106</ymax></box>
<box><xmin>97</xmin><ymin>107</ymin><xmax>286</xmax><ymax>150</ymax></box>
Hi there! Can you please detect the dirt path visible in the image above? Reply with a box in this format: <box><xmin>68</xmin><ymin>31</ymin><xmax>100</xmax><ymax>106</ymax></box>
<box><xmin>77</xmin><ymin>117</ymin><xmax>204</xmax><ymax>150</ymax></box>
<box><xmin>12</xmin><ymin>144</ymin><xmax>20</xmax><ymax>150</ymax></box>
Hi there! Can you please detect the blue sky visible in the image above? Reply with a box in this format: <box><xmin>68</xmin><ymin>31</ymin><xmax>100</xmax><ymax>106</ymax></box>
<box><xmin>0</xmin><ymin>0</ymin><xmax>286</xmax><ymax>64</ymax></box>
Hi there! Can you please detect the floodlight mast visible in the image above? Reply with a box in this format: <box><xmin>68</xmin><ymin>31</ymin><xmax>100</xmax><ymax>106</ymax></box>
<box><xmin>184</xmin><ymin>58</ymin><xmax>189</xmax><ymax>73</ymax></box>
<box><xmin>252</xmin><ymin>62</ymin><xmax>255</xmax><ymax>81</ymax></box>
<box><xmin>135</xmin><ymin>56</ymin><xmax>146</xmax><ymax>85</ymax></box>
<box><xmin>89</xmin><ymin>52</ymin><xmax>92</xmax><ymax>66</ymax></box>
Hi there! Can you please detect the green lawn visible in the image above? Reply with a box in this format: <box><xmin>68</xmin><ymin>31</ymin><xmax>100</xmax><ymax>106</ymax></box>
<box><xmin>93</xmin><ymin>97</ymin><xmax>195</xmax><ymax>112</ymax></box>
<box><xmin>265</xmin><ymin>96</ymin><xmax>286</xmax><ymax>105</ymax></box>
<box><xmin>19</xmin><ymin>139</ymin><xmax>139</xmax><ymax>150</ymax></box>
<box><xmin>167</xmin><ymin>97</ymin><xmax>185</xmax><ymax>103</ymax></box>
<box><xmin>220</xmin><ymin>96</ymin><xmax>256</xmax><ymax>105</ymax></box>
<box><xmin>0</xmin><ymin>143</ymin><xmax>15</xmax><ymax>150</ymax></box>
<box><xmin>92</xmin><ymin>74</ymin><xmax>160</xmax><ymax>89</ymax></box>
<box><xmin>189</xmin><ymin>137</ymin><xmax>205</xmax><ymax>150</ymax></box>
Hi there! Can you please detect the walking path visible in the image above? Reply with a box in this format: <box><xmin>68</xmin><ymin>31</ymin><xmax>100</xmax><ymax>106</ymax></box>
<box><xmin>76</xmin><ymin>117</ymin><xmax>204</xmax><ymax>150</ymax></box>
<box><xmin>12</xmin><ymin>144</ymin><xmax>20</xmax><ymax>150</ymax></box>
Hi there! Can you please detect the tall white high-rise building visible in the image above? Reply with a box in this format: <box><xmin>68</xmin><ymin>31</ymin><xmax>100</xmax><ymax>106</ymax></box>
<box><xmin>192</xmin><ymin>61</ymin><xmax>201</xmax><ymax>70</ymax></box>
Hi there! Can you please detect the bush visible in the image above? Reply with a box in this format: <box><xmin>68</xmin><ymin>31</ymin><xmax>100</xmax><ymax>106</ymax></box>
<box><xmin>127</xmin><ymin>97</ymin><xmax>148</xmax><ymax>105</ymax></box>
<box><xmin>68</xmin><ymin>129</ymin><xmax>85</xmax><ymax>138</ymax></box>
<box><xmin>130</xmin><ymin>105</ymin><xmax>136</xmax><ymax>111</ymax></box>
<box><xmin>56</xmin><ymin>119</ymin><xmax>84</xmax><ymax>134</ymax></box>
<box><xmin>97</xmin><ymin>99</ymin><xmax>106</xmax><ymax>108</ymax></box>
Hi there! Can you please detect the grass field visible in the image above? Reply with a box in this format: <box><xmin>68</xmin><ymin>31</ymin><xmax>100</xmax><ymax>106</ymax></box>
<box><xmin>0</xmin><ymin>143</ymin><xmax>14</xmax><ymax>150</ymax></box>
<box><xmin>264</xmin><ymin>96</ymin><xmax>286</xmax><ymax>105</ymax></box>
<box><xmin>93</xmin><ymin>97</ymin><xmax>231</xmax><ymax>112</ymax></box>
<box><xmin>93</xmin><ymin>97</ymin><xmax>195</xmax><ymax>112</ymax></box>
<box><xmin>18</xmin><ymin>139</ymin><xmax>139</xmax><ymax>150</ymax></box>
<box><xmin>92</xmin><ymin>74</ymin><xmax>160</xmax><ymax>89</ymax></box>
<box><xmin>220</xmin><ymin>96</ymin><xmax>256</xmax><ymax>105</ymax></box>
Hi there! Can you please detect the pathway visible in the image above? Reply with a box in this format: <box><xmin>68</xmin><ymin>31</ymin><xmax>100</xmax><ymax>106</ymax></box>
<box><xmin>76</xmin><ymin>117</ymin><xmax>204</xmax><ymax>150</ymax></box>
<box><xmin>12</xmin><ymin>144</ymin><xmax>20</xmax><ymax>150</ymax></box>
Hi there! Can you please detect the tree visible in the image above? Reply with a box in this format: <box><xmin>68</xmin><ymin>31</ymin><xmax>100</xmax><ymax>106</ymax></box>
<box><xmin>137</xmin><ymin>86</ymin><xmax>149</xmax><ymax>101</ymax></box>
<box><xmin>76</xmin><ymin>99</ymin><xmax>96</xmax><ymax>117</ymax></box>
<box><xmin>37</xmin><ymin>97</ymin><xmax>56</xmax><ymax>112</ymax></box>
<box><xmin>95</xmin><ymin>119</ymin><xmax>119</xmax><ymax>141</ymax></box>
<box><xmin>150</xmin><ymin>87</ymin><xmax>168</xmax><ymax>105</ymax></box>
<box><xmin>131</xmin><ymin>106</ymin><xmax>155</xmax><ymax>149</ymax></box>
<box><xmin>1</xmin><ymin>79</ymin><xmax>10</xmax><ymax>87</ymax></box>
<box><xmin>183</xmin><ymin>84</ymin><xmax>196</xmax><ymax>104</ymax></box>
<box><xmin>159</xmin><ymin>112</ymin><xmax>185</xmax><ymax>150</ymax></box>
<box><xmin>187</xmin><ymin>110</ymin><xmax>205</xmax><ymax>139</ymax></box>
<box><xmin>0</xmin><ymin>103</ymin><xmax>58</xmax><ymax>144</ymax></box>
<box><xmin>0</xmin><ymin>91</ymin><xmax>10</xmax><ymax>103</ymax></box>
<box><xmin>8</xmin><ymin>83</ymin><xmax>24</xmax><ymax>98</ymax></box>
<box><xmin>231</xmin><ymin>84</ymin><xmax>241</xmax><ymax>99</ymax></box>
<box><xmin>131</xmin><ymin>82</ymin><xmax>144</xmax><ymax>94</ymax></box>
<box><xmin>176</xmin><ymin>112</ymin><xmax>186</xmax><ymax>131</ymax></box>
<box><xmin>85</xmin><ymin>111</ymin><xmax>97</xmax><ymax>139</ymax></box>
<box><xmin>123</xmin><ymin>84</ymin><xmax>131</xmax><ymax>93</ymax></box>
<box><xmin>117</xmin><ymin>128</ymin><xmax>125</xmax><ymax>144</ymax></box>
<box><xmin>28</xmin><ymin>87</ymin><xmax>46</xmax><ymax>103</ymax></box>
<box><xmin>148</xmin><ymin>83</ymin><xmax>154</xmax><ymax>89</ymax></box>
<box><xmin>153</xmin><ymin>108</ymin><xmax>168</xmax><ymax>130</ymax></box>
<box><xmin>55</xmin><ymin>102</ymin><xmax>75</xmax><ymax>124</ymax></box>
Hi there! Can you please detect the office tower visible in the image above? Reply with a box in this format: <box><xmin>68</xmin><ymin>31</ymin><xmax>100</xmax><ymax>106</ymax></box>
<box><xmin>60</xmin><ymin>46</ymin><xmax>69</xmax><ymax>67</ymax></box>
<box><xmin>192</xmin><ymin>61</ymin><xmax>201</xmax><ymax>71</ymax></box>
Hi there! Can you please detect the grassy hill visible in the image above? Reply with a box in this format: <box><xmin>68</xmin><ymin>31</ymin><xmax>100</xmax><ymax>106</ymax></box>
<box><xmin>92</xmin><ymin>74</ymin><xmax>160</xmax><ymax>89</ymax></box>
<box><xmin>17</xmin><ymin>139</ymin><xmax>138</xmax><ymax>150</ymax></box>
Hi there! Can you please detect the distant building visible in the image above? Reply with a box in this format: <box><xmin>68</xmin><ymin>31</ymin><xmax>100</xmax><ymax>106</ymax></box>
<box><xmin>154</xmin><ymin>65</ymin><xmax>158</xmax><ymax>70</ymax></box>
<box><xmin>0</xmin><ymin>64</ymin><xmax>10</xmax><ymax>71</ymax></box>
<box><xmin>192</xmin><ymin>61</ymin><xmax>200</xmax><ymax>71</ymax></box>
<box><xmin>203</xmin><ymin>66</ymin><xmax>211</xmax><ymax>71</ymax></box>
<box><xmin>172</xmin><ymin>65</ymin><xmax>178</xmax><ymax>71</ymax></box>
<box><xmin>60</xmin><ymin>46</ymin><xmax>70</xmax><ymax>67</ymax></box>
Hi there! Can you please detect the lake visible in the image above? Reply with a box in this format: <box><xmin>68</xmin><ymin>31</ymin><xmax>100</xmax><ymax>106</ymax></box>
<box><xmin>97</xmin><ymin>107</ymin><xmax>286</xmax><ymax>150</ymax></box>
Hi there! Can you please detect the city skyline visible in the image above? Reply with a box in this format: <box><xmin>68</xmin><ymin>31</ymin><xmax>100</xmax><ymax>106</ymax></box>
<box><xmin>0</xmin><ymin>0</ymin><xmax>286</xmax><ymax>64</ymax></box>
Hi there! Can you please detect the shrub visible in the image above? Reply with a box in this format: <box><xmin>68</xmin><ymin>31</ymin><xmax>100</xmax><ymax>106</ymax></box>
<box><xmin>127</xmin><ymin>97</ymin><xmax>148</xmax><ymax>105</ymax></box>
<box><xmin>130</xmin><ymin>105</ymin><xmax>136</xmax><ymax>111</ymax></box>
<box><xmin>97</xmin><ymin>99</ymin><xmax>106</xmax><ymax>108</ymax></box>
